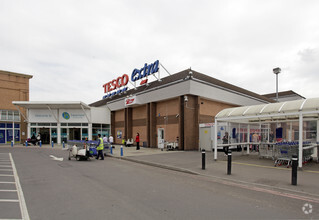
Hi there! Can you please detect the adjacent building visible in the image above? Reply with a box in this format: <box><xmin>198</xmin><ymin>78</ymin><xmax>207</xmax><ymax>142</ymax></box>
<box><xmin>0</xmin><ymin>70</ymin><xmax>33</xmax><ymax>144</ymax></box>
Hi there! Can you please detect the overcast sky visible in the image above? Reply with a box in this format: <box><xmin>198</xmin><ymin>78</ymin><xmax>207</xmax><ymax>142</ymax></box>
<box><xmin>1</xmin><ymin>0</ymin><xmax>319</xmax><ymax>104</ymax></box>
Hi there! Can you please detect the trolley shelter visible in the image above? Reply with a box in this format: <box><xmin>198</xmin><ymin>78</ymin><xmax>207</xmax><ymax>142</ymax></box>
<box><xmin>214</xmin><ymin>98</ymin><xmax>319</xmax><ymax>168</ymax></box>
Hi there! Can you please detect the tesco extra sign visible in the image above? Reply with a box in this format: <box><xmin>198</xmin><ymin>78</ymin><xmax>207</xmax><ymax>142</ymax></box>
<box><xmin>103</xmin><ymin>60</ymin><xmax>159</xmax><ymax>99</ymax></box>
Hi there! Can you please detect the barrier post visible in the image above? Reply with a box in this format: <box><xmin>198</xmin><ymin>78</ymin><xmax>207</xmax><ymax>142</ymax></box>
<box><xmin>39</xmin><ymin>140</ymin><xmax>42</xmax><ymax>147</ymax></box>
<box><xmin>202</xmin><ymin>149</ymin><xmax>206</xmax><ymax>170</ymax></box>
<box><xmin>63</xmin><ymin>141</ymin><xmax>65</xmax><ymax>148</ymax></box>
<box><xmin>291</xmin><ymin>154</ymin><xmax>298</xmax><ymax>185</ymax></box>
<box><xmin>25</xmin><ymin>141</ymin><xmax>28</xmax><ymax>147</ymax></box>
<box><xmin>110</xmin><ymin>145</ymin><xmax>113</xmax><ymax>155</ymax></box>
<box><xmin>121</xmin><ymin>145</ymin><xmax>124</xmax><ymax>156</ymax></box>
<box><xmin>52</xmin><ymin>141</ymin><xmax>54</xmax><ymax>148</ymax></box>
<box><xmin>11</xmin><ymin>140</ymin><xmax>13</xmax><ymax>147</ymax></box>
<box><xmin>227</xmin><ymin>150</ymin><xmax>232</xmax><ymax>175</ymax></box>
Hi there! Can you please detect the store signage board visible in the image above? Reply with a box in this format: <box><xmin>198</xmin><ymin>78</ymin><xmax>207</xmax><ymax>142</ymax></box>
<box><xmin>102</xmin><ymin>60</ymin><xmax>159</xmax><ymax>99</ymax></box>
<box><xmin>125</xmin><ymin>96</ymin><xmax>138</xmax><ymax>106</ymax></box>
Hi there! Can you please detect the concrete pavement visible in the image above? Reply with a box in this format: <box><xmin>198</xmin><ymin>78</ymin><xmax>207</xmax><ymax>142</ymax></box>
<box><xmin>107</xmin><ymin>145</ymin><xmax>319</xmax><ymax>199</ymax></box>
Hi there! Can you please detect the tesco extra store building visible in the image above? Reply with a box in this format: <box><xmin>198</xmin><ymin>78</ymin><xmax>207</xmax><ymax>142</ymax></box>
<box><xmin>90</xmin><ymin>60</ymin><xmax>273</xmax><ymax>150</ymax></box>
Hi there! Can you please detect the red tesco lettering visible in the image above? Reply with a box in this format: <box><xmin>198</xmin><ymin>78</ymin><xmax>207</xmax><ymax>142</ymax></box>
<box><xmin>103</xmin><ymin>74</ymin><xmax>129</xmax><ymax>93</ymax></box>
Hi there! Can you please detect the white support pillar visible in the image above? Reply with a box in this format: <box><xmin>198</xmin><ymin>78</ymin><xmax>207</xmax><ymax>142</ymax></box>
<box><xmin>88</xmin><ymin>123</ymin><xmax>92</xmax><ymax>141</ymax></box>
<box><xmin>298</xmin><ymin>113</ymin><xmax>303</xmax><ymax>168</ymax></box>
<box><xmin>247</xmin><ymin>124</ymin><xmax>250</xmax><ymax>154</ymax></box>
<box><xmin>27</xmin><ymin>123</ymin><xmax>31</xmax><ymax>139</ymax></box>
<box><xmin>289</xmin><ymin>122</ymin><xmax>293</xmax><ymax>142</ymax></box>
<box><xmin>57</xmin><ymin>122</ymin><xmax>61</xmax><ymax>145</ymax></box>
<box><xmin>214</xmin><ymin>120</ymin><xmax>218</xmax><ymax>161</ymax></box>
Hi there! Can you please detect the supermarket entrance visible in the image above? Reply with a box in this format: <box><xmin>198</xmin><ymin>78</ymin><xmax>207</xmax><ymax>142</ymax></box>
<box><xmin>69</xmin><ymin>128</ymin><xmax>81</xmax><ymax>140</ymax></box>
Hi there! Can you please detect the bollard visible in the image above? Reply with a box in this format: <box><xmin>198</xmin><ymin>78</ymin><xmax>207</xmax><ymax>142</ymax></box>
<box><xmin>110</xmin><ymin>145</ymin><xmax>113</xmax><ymax>155</ymax></box>
<box><xmin>11</xmin><ymin>140</ymin><xmax>13</xmax><ymax>147</ymax></box>
<box><xmin>202</xmin><ymin>149</ymin><xmax>206</xmax><ymax>170</ymax></box>
<box><xmin>227</xmin><ymin>150</ymin><xmax>232</xmax><ymax>175</ymax></box>
<box><xmin>52</xmin><ymin>141</ymin><xmax>54</xmax><ymax>148</ymax></box>
<box><xmin>121</xmin><ymin>145</ymin><xmax>123</xmax><ymax>157</ymax></box>
<box><xmin>39</xmin><ymin>140</ymin><xmax>42</xmax><ymax>147</ymax></box>
<box><xmin>291</xmin><ymin>154</ymin><xmax>298</xmax><ymax>185</ymax></box>
<box><xmin>25</xmin><ymin>141</ymin><xmax>28</xmax><ymax>147</ymax></box>
<box><xmin>63</xmin><ymin>141</ymin><xmax>65</xmax><ymax>148</ymax></box>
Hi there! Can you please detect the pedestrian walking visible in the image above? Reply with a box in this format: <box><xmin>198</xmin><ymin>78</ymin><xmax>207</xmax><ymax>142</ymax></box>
<box><xmin>103</xmin><ymin>135</ymin><xmax>108</xmax><ymax>143</ymax></box>
<box><xmin>136</xmin><ymin>132</ymin><xmax>140</xmax><ymax>150</ymax></box>
<box><xmin>109</xmin><ymin>134</ymin><xmax>114</xmax><ymax>148</ymax></box>
<box><xmin>96</xmin><ymin>134</ymin><xmax>104</xmax><ymax>160</ymax></box>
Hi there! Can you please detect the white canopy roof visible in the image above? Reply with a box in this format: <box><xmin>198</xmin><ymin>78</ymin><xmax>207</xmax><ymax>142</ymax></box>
<box><xmin>216</xmin><ymin>97</ymin><xmax>319</xmax><ymax>122</ymax></box>
<box><xmin>12</xmin><ymin>101</ymin><xmax>91</xmax><ymax>109</ymax></box>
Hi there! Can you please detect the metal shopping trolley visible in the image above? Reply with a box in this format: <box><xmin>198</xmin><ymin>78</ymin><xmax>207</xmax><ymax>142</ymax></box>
<box><xmin>274</xmin><ymin>143</ymin><xmax>293</xmax><ymax>167</ymax></box>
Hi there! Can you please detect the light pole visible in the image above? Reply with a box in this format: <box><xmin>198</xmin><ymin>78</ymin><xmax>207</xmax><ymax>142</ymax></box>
<box><xmin>273</xmin><ymin>67</ymin><xmax>281</xmax><ymax>102</ymax></box>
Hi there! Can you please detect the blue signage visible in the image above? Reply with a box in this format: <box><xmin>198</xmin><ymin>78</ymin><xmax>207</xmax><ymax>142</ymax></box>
<box><xmin>62</xmin><ymin>112</ymin><xmax>70</xmax><ymax>120</ymax></box>
<box><xmin>102</xmin><ymin>60</ymin><xmax>159</xmax><ymax>100</ymax></box>
<box><xmin>131</xmin><ymin>60</ymin><xmax>159</xmax><ymax>82</ymax></box>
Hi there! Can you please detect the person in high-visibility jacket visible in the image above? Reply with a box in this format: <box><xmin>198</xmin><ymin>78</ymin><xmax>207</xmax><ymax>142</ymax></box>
<box><xmin>96</xmin><ymin>134</ymin><xmax>104</xmax><ymax>160</ymax></box>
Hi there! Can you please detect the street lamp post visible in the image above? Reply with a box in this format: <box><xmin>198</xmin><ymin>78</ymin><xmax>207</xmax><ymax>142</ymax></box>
<box><xmin>273</xmin><ymin>67</ymin><xmax>281</xmax><ymax>102</ymax></box>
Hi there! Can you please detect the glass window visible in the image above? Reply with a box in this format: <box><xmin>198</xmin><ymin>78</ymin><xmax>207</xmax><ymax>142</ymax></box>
<box><xmin>6</xmin><ymin>123</ymin><xmax>13</xmax><ymax>128</ymax></box>
<box><xmin>93</xmin><ymin>123</ymin><xmax>101</xmax><ymax>128</ymax></box>
<box><xmin>68</xmin><ymin>123</ymin><xmax>81</xmax><ymax>127</ymax></box>
<box><xmin>14</xmin><ymin>124</ymin><xmax>20</xmax><ymax>128</ymax></box>
<box><xmin>61</xmin><ymin>128</ymin><xmax>67</xmax><ymax>143</ymax></box>
<box><xmin>38</xmin><ymin>123</ymin><xmax>50</xmax><ymax>126</ymax></box>
<box><xmin>82</xmin><ymin>123</ymin><xmax>88</xmax><ymax>126</ymax></box>
<box><xmin>31</xmin><ymin>128</ymin><xmax>37</xmax><ymax>137</ymax></box>
<box><xmin>51</xmin><ymin>123</ymin><xmax>57</xmax><ymax>126</ymax></box>
<box><xmin>1</xmin><ymin>111</ymin><xmax>7</xmax><ymax>120</ymax></box>
<box><xmin>31</xmin><ymin>123</ymin><xmax>36</xmax><ymax>126</ymax></box>
<box><xmin>14</xmin><ymin>111</ymin><xmax>20</xmax><ymax>121</ymax></box>
<box><xmin>102</xmin><ymin>124</ymin><xmax>110</xmax><ymax>128</ymax></box>
<box><xmin>61</xmin><ymin>123</ymin><xmax>67</xmax><ymax>126</ymax></box>
<box><xmin>51</xmin><ymin>128</ymin><xmax>57</xmax><ymax>143</ymax></box>
<box><xmin>0</xmin><ymin>123</ymin><xmax>5</xmax><ymax>128</ymax></box>
<box><xmin>8</xmin><ymin>111</ymin><xmax>13</xmax><ymax>120</ymax></box>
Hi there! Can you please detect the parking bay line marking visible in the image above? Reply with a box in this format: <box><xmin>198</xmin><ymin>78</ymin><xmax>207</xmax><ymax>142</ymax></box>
<box><xmin>0</xmin><ymin>189</ymin><xmax>17</xmax><ymax>192</ymax></box>
<box><xmin>0</xmin><ymin>174</ymin><xmax>14</xmax><ymax>177</ymax></box>
<box><xmin>0</xmin><ymin>199</ymin><xmax>19</xmax><ymax>203</ymax></box>
<box><xmin>9</xmin><ymin>153</ymin><xmax>30</xmax><ymax>220</ymax></box>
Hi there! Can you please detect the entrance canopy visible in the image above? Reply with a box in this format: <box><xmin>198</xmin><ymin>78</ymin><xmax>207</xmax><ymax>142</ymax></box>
<box><xmin>12</xmin><ymin>101</ymin><xmax>90</xmax><ymax>110</ymax></box>
<box><xmin>214</xmin><ymin>98</ymin><xmax>319</xmax><ymax>168</ymax></box>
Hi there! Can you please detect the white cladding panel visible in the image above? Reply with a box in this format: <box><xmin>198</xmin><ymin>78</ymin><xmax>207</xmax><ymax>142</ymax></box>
<box><xmin>29</xmin><ymin>109</ymin><xmax>58</xmax><ymax>123</ymax></box>
<box><xmin>59</xmin><ymin>109</ymin><xmax>90</xmax><ymax>123</ymax></box>
<box><xmin>107</xmin><ymin>81</ymin><xmax>190</xmax><ymax>111</ymax></box>
<box><xmin>189</xmin><ymin>80</ymin><xmax>268</xmax><ymax>106</ymax></box>
<box><xmin>91</xmin><ymin>107</ymin><xmax>110</xmax><ymax>124</ymax></box>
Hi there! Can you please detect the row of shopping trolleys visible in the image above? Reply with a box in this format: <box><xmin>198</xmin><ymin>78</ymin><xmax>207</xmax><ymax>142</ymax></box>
<box><xmin>258</xmin><ymin>141</ymin><xmax>317</xmax><ymax>168</ymax></box>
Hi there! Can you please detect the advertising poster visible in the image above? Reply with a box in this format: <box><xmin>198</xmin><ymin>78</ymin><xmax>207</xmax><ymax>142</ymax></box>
<box><xmin>117</xmin><ymin>130</ymin><xmax>122</xmax><ymax>139</ymax></box>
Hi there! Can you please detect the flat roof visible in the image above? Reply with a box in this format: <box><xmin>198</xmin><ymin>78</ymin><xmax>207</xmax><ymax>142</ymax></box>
<box><xmin>12</xmin><ymin>101</ymin><xmax>91</xmax><ymax>109</ymax></box>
